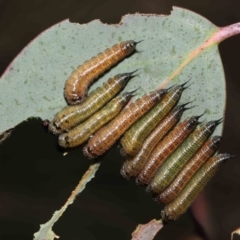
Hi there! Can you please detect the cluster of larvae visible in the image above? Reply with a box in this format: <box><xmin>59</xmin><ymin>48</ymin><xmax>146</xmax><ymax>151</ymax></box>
<box><xmin>44</xmin><ymin>40</ymin><xmax>234</xmax><ymax>222</ymax></box>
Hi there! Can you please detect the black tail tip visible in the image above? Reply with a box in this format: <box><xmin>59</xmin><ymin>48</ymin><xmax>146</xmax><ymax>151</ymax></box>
<box><xmin>180</xmin><ymin>77</ymin><xmax>192</xmax><ymax>89</ymax></box>
<box><xmin>128</xmin><ymin>88</ymin><xmax>139</xmax><ymax>96</ymax></box>
<box><xmin>195</xmin><ymin>111</ymin><xmax>206</xmax><ymax>120</ymax></box>
<box><xmin>180</xmin><ymin>100</ymin><xmax>195</xmax><ymax>110</ymax></box>
<box><xmin>229</xmin><ymin>154</ymin><xmax>237</xmax><ymax>159</ymax></box>
<box><xmin>134</xmin><ymin>40</ymin><xmax>144</xmax><ymax>45</ymax></box>
<box><xmin>128</xmin><ymin>69</ymin><xmax>141</xmax><ymax>78</ymax></box>
<box><xmin>215</xmin><ymin>117</ymin><xmax>224</xmax><ymax>125</ymax></box>
<box><xmin>165</xmin><ymin>84</ymin><xmax>177</xmax><ymax>92</ymax></box>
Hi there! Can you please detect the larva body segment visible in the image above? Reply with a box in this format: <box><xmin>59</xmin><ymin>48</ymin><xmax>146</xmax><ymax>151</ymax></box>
<box><xmin>149</xmin><ymin>119</ymin><xmax>222</xmax><ymax>195</ymax></box>
<box><xmin>161</xmin><ymin>153</ymin><xmax>235</xmax><ymax>221</ymax></box>
<box><xmin>158</xmin><ymin>136</ymin><xmax>221</xmax><ymax>204</ymax></box>
<box><xmin>48</xmin><ymin>72</ymin><xmax>135</xmax><ymax>134</ymax></box>
<box><xmin>120</xmin><ymin>104</ymin><xmax>188</xmax><ymax>179</ymax></box>
<box><xmin>64</xmin><ymin>40</ymin><xmax>138</xmax><ymax>105</ymax></box>
<box><xmin>120</xmin><ymin>83</ymin><xmax>187</xmax><ymax>157</ymax></box>
<box><xmin>136</xmin><ymin>116</ymin><xmax>200</xmax><ymax>186</ymax></box>
<box><xmin>83</xmin><ymin>89</ymin><xmax>167</xmax><ymax>159</ymax></box>
<box><xmin>58</xmin><ymin>91</ymin><xmax>134</xmax><ymax>148</ymax></box>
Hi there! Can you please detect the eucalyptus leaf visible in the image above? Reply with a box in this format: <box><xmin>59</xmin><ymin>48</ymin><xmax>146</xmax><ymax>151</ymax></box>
<box><xmin>0</xmin><ymin>7</ymin><xmax>230</xmax><ymax>136</ymax></box>
<box><xmin>1</xmin><ymin>6</ymin><xmax>239</xmax><ymax>240</ymax></box>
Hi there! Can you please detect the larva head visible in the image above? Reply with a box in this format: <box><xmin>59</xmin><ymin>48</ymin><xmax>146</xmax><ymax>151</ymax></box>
<box><xmin>48</xmin><ymin>121</ymin><xmax>63</xmax><ymax>135</ymax></box>
<box><xmin>120</xmin><ymin>147</ymin><xmax>127</xmax><ymax>157</ymax></box>
<box><xmin>42</xmin><ymin>119</ymin><xmax>50</xmax><ymax>127</ymax></box>
<box><xmin>120</xmin><ymin>162</ymin><xmax>132</xmax><ymax>179</ymax></box>
<box><xmin>65</xmin><ymin>90</ymin><xmax>86</xmax><ymax>105</ymax></box>
<box><xmin>161</xmin><ymin>209</ymin><xmax>176</xmax><ymax>223</ymax></box>
<box><xmin>83</xmin><ymin>145</ymin><xmax>98</xmax><ymax>159</ymax></box>
<box><xmin>42</xmin><ymin>119</ymin><xmax>51</xmax><ymax>133</ymax></box>
<box><xmin>121</xmin><ymin>40</ymin><xmax>141</xmax><ymax>55</ymax></box>
<box><xmin>58</xmin><ymin>134</ymin><xmax>69</xmax><ymax>148</ymax></box>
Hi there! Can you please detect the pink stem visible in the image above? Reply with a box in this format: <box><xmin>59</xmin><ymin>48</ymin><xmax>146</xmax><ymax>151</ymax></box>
<box><xmin>158</xmin><ymin>22</ymin><xmax>240</xmax><ymax>89</ymax></box>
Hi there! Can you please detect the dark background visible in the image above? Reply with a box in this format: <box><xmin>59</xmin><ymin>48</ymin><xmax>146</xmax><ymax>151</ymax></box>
<box><xmin>1</xmin><ymin>1</ymin><xmax>240</xmax><ymax>240</ymax></box>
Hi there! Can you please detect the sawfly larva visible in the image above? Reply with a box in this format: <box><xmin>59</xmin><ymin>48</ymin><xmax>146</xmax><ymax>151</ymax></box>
<box><xmin>120</xmin><ymin>103</ymin><xmax>190</xmax><ymax>179</ymax></box>
<box><xmin>48</xmin><ymin>71</ymin><xmax>136</xmax><ymax>134</ymax></box>
<box><xmin>136</xmin><ymin>115</ymin><xmax>201</xmax><ymax>186</ymax></box>
<box><xmin>161</xmin><ymin>153</ymin><xmax>235</xmax><ymax>221</ymax></box>
<box><xmin>158</xmin><ymin>135</ymin><xmax>221</xmax><ymax>204</ymax></box>
<box><xmin>58</xmin><ymin>91</ymin><xmax>134</xmax><ymax>148</ymax></box>
<box><xmin>83</xmin><ymin>89</ymin><xmax>167</xmax><ymax>158</ymax></box>
<box><xmin>120</xmin><ymin>82</ymin><xmax>188</xmax><ymax>157</ymax></box>
<box><xmin>149</xmin><ymin>119</ymin><xmax>222</xmax><ymax>195</ymax></box>
<box><xmin>64</xmin><ymin>40</ymin><xmax>141</xmax><ymax>105</ymax></box>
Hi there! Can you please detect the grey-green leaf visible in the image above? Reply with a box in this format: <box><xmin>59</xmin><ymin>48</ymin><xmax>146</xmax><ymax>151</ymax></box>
<box><xmin>0</xmin><ymin>7</ymin><xmax>227</xmax><ymax>135</ymax></box>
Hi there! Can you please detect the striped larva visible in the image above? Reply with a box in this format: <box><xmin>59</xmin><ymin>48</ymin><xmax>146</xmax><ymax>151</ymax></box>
<box><xmin>58</xmin><ymin>91</ymin><xmax>134</xmax><ymax>148</ymax></box>
<box><xmin>149</xmin><ymin>119</ymin><xmax>222</xmax><ymax>195</ymax></box>
<box><xmin>161</xmin><ymin>153</ymin><xmax>235</xmax><ymax>221</ymax></box>
<box><xmin>48</xmin><ymin>71</ymin><xmax>136</xmax><ymax>134</ymax></box>
<box><xmin>120</xmin><ymin>103</ymin><xmax>190</xmax><ymax>179</ymax></box>
<box><xmin>158</xmin><ymin>135</ymin><xmax>221</xmax><ymax>204</ymax></box>
<box><xmin>83</xmin><ymin>89</ymin><xmax>168</xmax><ymax>158</ymax></box>
<box><xmin>120</xmin><ymin>82</ymin><xmax>188</xmax><ymax>157</ymax></box>
<box><xmin>64</xmin><ymin>40</ymin><xmax>140</xmax><ymax>105</ymax></box>
<box><xmin>136</xmin><ymin>115</ymin><xmax>201</xmax><ymax>186</ymax></box>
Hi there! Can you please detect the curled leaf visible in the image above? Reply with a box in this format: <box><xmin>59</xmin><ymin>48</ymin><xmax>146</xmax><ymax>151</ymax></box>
<box><xmin>131</xmin><ymin>219</ymin><xmax>163</xmax><ymax>240</ymax></box>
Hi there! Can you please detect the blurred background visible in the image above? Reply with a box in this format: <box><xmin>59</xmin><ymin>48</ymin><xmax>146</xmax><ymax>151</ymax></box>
<box><xmin>1</xmin><ymin>0</ymin><xmax>240</xmax><ymax>239</ymax></box>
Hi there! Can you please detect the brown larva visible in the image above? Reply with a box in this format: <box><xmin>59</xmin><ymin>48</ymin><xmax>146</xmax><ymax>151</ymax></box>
<box><xmin>157</xmin><ymin>135</ymin><xmax>221</xmax><ymax>204</ymax></box>
<box><xmin>161</xmin><ymin>153</ymin><xmax>235</xmax><ymax>222</ymax></box>
<box><xmin>120</xmin><ymin>82</ymin><xmax>188</xmax><ymax>157</ymax></box>
<box><xmin>136</xmin><ymin>115</ymin><xmax>201</xmax><ymax>186</ymax></box>
<box><xmin>48</xmin><ymin>71</ymin><xmax>136</xmax><ymax>135</ymax></box>
<box><xmin>64</xmin><ymin>40</ymin><xmax>140</xmax><ymax>105</ymax></box>
<box><xmin>58</xmin><ymin>91</ymin><xmax>134</xmax><ymax>148</ymax></box>
<box><xmin>120</xmin><ymin>103</ymin><xmax>190</xmax><ymax>179</ymax></box>
<box><xmin>149</xmin><ymin>119</ymin><xmax>222</xmax><ymax>195</ymax></box>
<box><xmin>83</xmin><ymin>89</ymin><xmax>168</xmax><ymax>159</ymax></box>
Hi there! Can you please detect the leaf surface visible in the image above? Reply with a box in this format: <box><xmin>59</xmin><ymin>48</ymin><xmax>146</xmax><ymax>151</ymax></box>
<box><xmin>0</xmin><ymin>7</ymin><xmax>227</xmax><ymax>135</ymax></box>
